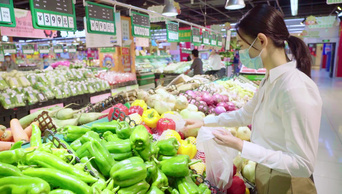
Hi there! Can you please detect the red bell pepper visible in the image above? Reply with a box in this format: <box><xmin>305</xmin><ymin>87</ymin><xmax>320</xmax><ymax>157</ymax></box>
<box><xmin>142</xmin><ymin>124</ymin><xmax>153</xmax><ymax>134</ymax></box>
<box><xmin>128</xmin><ymin>106</ymin><xmax>144</xmax><ymax>116</ymax></box>
<box><xmin>156</xmin><ymin>118</ymin><xmax>176</xmax><ymax>135</ymax></box>
<box><xmin>108</xmin><ymin>103</ymin><xmax>129</xmax><ymax>121</ymax></box>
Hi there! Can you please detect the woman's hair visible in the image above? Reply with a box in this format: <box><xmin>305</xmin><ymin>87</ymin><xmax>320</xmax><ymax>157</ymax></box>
<box><xmin>236</xmin><ymin>5</ymin><xmax>312</xmax><ymax>77</ymax></box>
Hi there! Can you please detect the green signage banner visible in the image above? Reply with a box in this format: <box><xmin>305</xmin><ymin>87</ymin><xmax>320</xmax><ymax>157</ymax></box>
<box><xmin>211</xmin><ymin>33</ymin><xmax>217</xmax><ymax>46</ymax></box>
<box><xmin>327</xmin><ymin>0</ymin><xmax>342</xmax><ymax>4</ymax></box>
<box><xmin>131</xmin><ymin>11</ymin><xmax>150</xmax><ymax>38</ymax></box>
<box><xmin>85</xmin><ymin>1</ymin><xmax>116</xmax><ymax>35</ymax></box>
<box><xmin>191</xmin><ymin>28</ymin><xmax>201</xmax><ymax>45</ymax></box>
<box><xmin>38</xmin><ymin>45</ymin><xmax>50</xmax><ymax>54</ymax></box>
<box><xmin>166</xmin><ymin>21</ymin><xmax>179</xmax><ymax>42</ymax></box>
<box><xmin>202</xmin><ymin>31</ymin><xmax>210</xmax><ymax>45</ymax></box>
<box><xmin>100</xmin><ymin>47</ymin><xmax>116</xmax><ymax>53</ymax></box>
<box><xmin>0</xmin><ymin>0</ymin><xmax>16</xmax><ymax>27</ymax></box>
<box><xmin>29</xmin><ymin>0</ymin><xmax>76</xmax><ymax>31</ymax></box>
<box><xmin>179</xmin><ymin>30</ymin><xmax>191</xmax><ymax>42</ymax></box>
<box><xmin>67</xmin><ymin>45</ymin><xmax>77</xmax><ymax>53</ymax></box>
<box><xmin>22</xmin><ymin>44</ymin><xmax>35</xmax><ymax>54</ymax></box>
<box><xmin>3</xmin><ymin>44</ymin><xmax>16</xmax><ymax>54</ymax></box>
<box><xmin>53</xmin><ymin>45</ymin><xmax>63</xmax><ymax>53</ymax></box>
<box><xmin>217</xmin><ymin>34</ymin><xmax>223</xmax><ymax>47</ymax></box>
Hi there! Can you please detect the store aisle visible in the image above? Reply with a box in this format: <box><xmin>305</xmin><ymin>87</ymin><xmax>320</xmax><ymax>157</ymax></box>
<box><xmin>312</xmin><ymin>70</ymin><xmax>342</xmax><ymax>193</ymax></box>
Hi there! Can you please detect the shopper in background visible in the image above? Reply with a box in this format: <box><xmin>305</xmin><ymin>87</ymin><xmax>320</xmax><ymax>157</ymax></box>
<box><xmin>232</xmin><ymin>51</ymin><xmax>240</xmax><ymax>75</ymax></box>
<box><xmin>185</xmin><ymin>49</ymin><xmax>203</xmax><ymax>75</ymax></box>
<box><xmin>184</xmin><ymin>5</ymin><xmax>321</xmax><ymax>194</ymax></box>
<box><xmin>187</xmin><ymin>55</ymin><xmax>192</xmax><ymax>61</ymax></box>
<box><xmin>3</xmin><ymin>53</ymin><xmax>18</xmax><ymax>72</ymax></box>
<box><xmin>205</xmin><ymin>50</ymin><xmax>223</xmax><ymax>75</ymax></box>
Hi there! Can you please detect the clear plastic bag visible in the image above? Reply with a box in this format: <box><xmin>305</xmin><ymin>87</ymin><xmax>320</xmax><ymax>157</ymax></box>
<box><xmin>197</xmin><ymin>127</ymin><xmax>238</xmax><ymax>191</ymax></box>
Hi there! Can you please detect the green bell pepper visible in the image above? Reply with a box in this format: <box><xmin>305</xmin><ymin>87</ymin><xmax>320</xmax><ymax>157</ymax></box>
<box><xmin>176</xmin><ymin>175</ymin><xmax>201</xmax><ymax>194</ymax></box>
<box><xmin>156</xmin><ymin>137</ymin><xmax>179</xmax><ymax>156</ymax></box>
<box><xmin>130</xmin><ymin>125</ymin><xmax>151</xmax><ymax>151</ymax></box>
<box><xmin>49</xmin><ymin>189</ymin><xmax>75</xmax><ymax>194</ymax></box>
<box><xmin>135</xmin><ymin>141</ymin><xmax>159</xmax><ymax>161</ymax></box>
<box><xmin>0</xmin><ymin>176</ymin><xmax>50</xmax><ymax>193</ymax></box>
<box><xmin>152</xmin><ymin>168</ymin><xmax>169</xmax><ymax>191</ymax></box>
<box><xmin>63</xmin><ymin>126</ymin><xmax>91</xmax><ymax>142</ymax></box>
<box><xmin>76</xmin><ymin>142</ymin><xmax>91</xmax><ymax>158</ymax></box>
<box><xmin>117</xmin><ymin>180</ymin><xmax>150</xmax><ymax>194</ymax></box>
<box><xmin>80</xmin><ymin>157</ymin><xmax>104</xmax><ymax>180</ymax></box>
<box><xmin>25</xmin><ymin>151</ymin><xmax>97</xmax><ymax>184</ymax></box>
<box><xmin>80</xmin><ymin>131</ymin><xmax>102</xmax><ymax>144</ymax></box>
<box><xmin>146</xmin><ymin>161</ymin><xmax>158</xmax><ymax>183</ymax></box>
<box><xmin>198</xmin><ymin>183</ymin><xmax>211</xmax><ymax>194</ymax></box>
<box><xmin>91</xmin><ymin>178</ymin><xmax>106</xmax><ymax>193</ymax></box>
<box><xmin>102</xmin><ymin>131</ymin><xmax>121</xmax><ymax>142</ymax></box>
<box><xmin>160</xmin><ymin>155</ymin><xmax>200</xmax><ymax>177</ymax></box>
<box><xmin>110</xmin><ymin>157</ymin><xmax>147</xmax><ymax>187</ymax></box>
<box><xmin>158</xmin><ymin>155</ymin><xmax>176</xmax><ymax>161</ymax></box>
<box><xmin>0</xmin><ymin>162</ymin><xmax>23</xmax><ymax>178</ymax></box>
<box><xmin>0</xmin><ymin>148</ymin><xmax>26</xmax><ymax>164</ymax></box>
<box><xmin>23</xmin><ymin>168</ymin><xmax>91</xmax><ymax>194</ymax></box>
<box><xmin>116</xmin><ymin>121</ymin><xmax>134</xmax><ymax>139</ymax></box>
<box><xmin>111</xmin><ymin>152</ymin><xmax>132</xmax><ymax>161</ymax></box>
<box><xmin>86</xmin><ymin>140</ymin><xmax>115</xmax><ymax>178</ymax></box>
<box><xmin>171</xmin><ymin>189</ymin><xmax>180</xmax><ymax>194</ymax></box>
<box><xmin>91</xmin><ymin>120</ymin><xmax>119</xmax><ymax>134</ymax></box>
<box><xmin>147</xmin><ymin>186</ymin><xmax>164</xmax><ymax>194</ymax></box>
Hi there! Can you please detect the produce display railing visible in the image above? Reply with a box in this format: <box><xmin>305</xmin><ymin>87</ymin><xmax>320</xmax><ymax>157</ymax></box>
<box><xmin>80</xmin><ymin>95</ymin><xmax>126</xmax><ymax>113</ymax></box>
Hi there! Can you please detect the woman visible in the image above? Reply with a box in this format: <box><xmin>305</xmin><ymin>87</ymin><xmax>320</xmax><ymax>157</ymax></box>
<box><xmin>184</xmin><ymin>5</ymin><xmax>321</xmax><ymax>194</ymax></box>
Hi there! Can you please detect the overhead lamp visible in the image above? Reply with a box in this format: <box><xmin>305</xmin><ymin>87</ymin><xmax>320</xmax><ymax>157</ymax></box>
<box><xmin>290</xmin><ymin>0</ymin><xmax>298</xmax><ymax>16</ymax></box>
<box><xmin>162</xmin><ymin>0</ymin><xmax>178</xmax><ymax>17</ymax></box>
<box><xmin>338</xmin><ymin>6</ymin><xmax>341</xmax><ymax>11</ymax></box>
<box><xmin>225</xmin><ymin>0</ymin><xmax>245</xmax><ymax>10</ymax></box>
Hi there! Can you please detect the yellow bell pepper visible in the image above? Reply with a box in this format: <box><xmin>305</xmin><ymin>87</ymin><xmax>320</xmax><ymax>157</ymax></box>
<box><xmin>160</xmin><ymin>129</ymin><xmax>182</xmax><ymax>143</ymax></box>
<box><xmin>178</xmin><ymin>139</ymin><xmax>197</xmax><ymax>159</ymax></box>
<box><xmin>186</xmin><ymin>136</ymin><xmax>197</xmax><ymax>145</ymax></box>
<box><xmin>142</xmin><ymin>108</ymin><xmax>160</xmax><ymax>128</ymax></box>
<box><xmin>131</xmin><ymin>99</ymin><xmax>148</xmax><ymax>111</ymax></box>
<box><xmin>161</xmin><ymin>111</ymin><xmax>175</xmax><ymax>118</ymax></box>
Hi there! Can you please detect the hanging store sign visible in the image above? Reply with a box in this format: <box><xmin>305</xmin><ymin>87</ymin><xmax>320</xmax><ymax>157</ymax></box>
<box><xmin>85</xmin><ymin>1</ymin><xmax>115</xmax><ymax>35</ymax></box>
<box><xmin>53</xmin><ymin>45</ymin><xmax>64</xmax><ymax>53</ymax></box>
<box><xmin>217</xmin><ymin>34</ymin><xmax>223</xmax><ymax>47</ymax></box>
<box><xmin>131</xmin><ymin>11</ymin><xmax>150</xmax><ymax>38</ymax></box>
<box><xmin>3</xmin><ymin>44</ymin><xmax>16</xmax><ymax>54</ymax></box>
<box><xmin>166</xmin><ymin>21</ymin><xmax>179</xmax><ymax>42</ymax></box>
<box><xmin>202</xmin><ymin>31</ymin><xmax>210</xmax><ymax>45</ymax></box>
<box><xmin>211</xmin><ymin>33</ymin><xmax>217</xmax><ymax>46</ymax></box>
<box><xmin>191</xmin><ymin>27</ymin><xmax>201</xmax><ymax>45</ymax></box>
<box><xmin>327</xmin><ymin>0</ymin><xmax>342</xmax><ymax>4</ymax></box>
<box><xmin>29</xmin><ymin>0</ymin><xmax>76</xmax><ymax>31</ymax></box>
<box><xmin>0</xmin><ymin>0</ymin><xmax>16</xmax><ymax>27</ymax></box>
<box><xmin>38</xmin><ymin>45</ymin><xmax>50</xmax><ymax>54</ymax></box>
<box><xmin>22</xmin><ymin>44</ymin><xmax>35</xmax><ymax>54</ymax></box>
<box><xmin>67</xmin><ymin>45</ymin><xmax>77</xmax><ymax>53</ymax></box>
<box><xmin>179</xmin><ymin>30</ymin><xmax>191</xmax><ymax>42</ymax></box>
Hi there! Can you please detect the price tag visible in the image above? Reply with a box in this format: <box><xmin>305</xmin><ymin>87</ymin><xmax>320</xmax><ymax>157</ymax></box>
<box><xmin>85</xmin><ymin>1</ymin><xmax>116</xmax><ymax>35</ymax></box>
<box><xmin>131</xmin><ymin>11</ymin><xmax>150</xmax><ymax>38</ymax></box>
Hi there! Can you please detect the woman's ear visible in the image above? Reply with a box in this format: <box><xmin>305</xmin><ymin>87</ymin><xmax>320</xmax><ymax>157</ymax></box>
<box><xmin>257</xmin><ymin>33</ymin><xmax>268</xmax><ymax>49</ymax></box>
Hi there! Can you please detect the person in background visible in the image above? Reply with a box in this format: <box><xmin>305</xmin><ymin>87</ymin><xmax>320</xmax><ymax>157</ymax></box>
<box><xmin>187</xmin><ymin>55</ymin><xmax>192</xmax><ymax>61</ymax></box>
<box><xmin>233</xmin><ymin>50</ymin><xmax>240</xmax><ymax>75</ymax></box>
<box><xmin>206</xmin><ymin>49</ymin><xmax>224</xmax><ymax>76</ymax></box>
<box><xmin>185</xmin><ymin>49</ymin><xmax>203</xmax><ymax>75</ymax></box>
<box><xmin>3</xmin><ymin>53</ymin><xmax>18</xmax><ymax>72</ymax></box>
<box><xmin>184</xmin><ymin>5</ymin><xmax>321</xmax><ymax>194</ymax></box>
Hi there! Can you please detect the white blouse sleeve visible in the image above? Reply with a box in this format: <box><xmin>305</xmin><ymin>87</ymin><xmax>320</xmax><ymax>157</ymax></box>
<box><xmin>241</xmin><ymin>87</ymin><xmax>322</xmax><ymax>177</ymax></box>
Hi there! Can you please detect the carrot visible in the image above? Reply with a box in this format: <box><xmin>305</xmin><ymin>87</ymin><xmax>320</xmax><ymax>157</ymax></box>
<box><xmin>10</xmin><ymin>119</ymin><xmax>29</xmax><ymax>142</ymax></box>
<box><xmin>0</xmin><ymin>141</ymin><xmax>14</xmax><ymax>151</ymax></box>
<box><xmin>23</xmin><ymin>121</ymin><xmax>39</xmax><ymax>138</ymax></box>
<box><xmin>0</xmin><ymin>130</ymin><xmax>13</xmax><ymax>141</ymax></box>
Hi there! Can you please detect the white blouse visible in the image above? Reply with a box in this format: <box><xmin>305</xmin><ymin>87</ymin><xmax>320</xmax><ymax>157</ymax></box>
<box><xmin>204</xmin><ymin>61</ymin><xmax>322</xmax><ymax>177</ymax></box>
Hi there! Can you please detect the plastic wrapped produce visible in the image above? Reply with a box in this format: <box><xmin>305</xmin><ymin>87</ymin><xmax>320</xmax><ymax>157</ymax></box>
<box><xmin>25</xmin><ymin>91</ymin><xmax>39</xmax><ymax>105</ymax></box>
<box><xmin>0</xmin><ymin>77</ymin><xmax>9</xmax><ymax>90</ymax></box>
<box><xmin>8</xmin><ymin>77</ymin><xmax>21</xmax><ymax>89</ymax></box>
<box><xmin>52</xmin><ymin>87</ymin><xmax>64</xmax><ymax>99</ymax></box>
<box><xmin>18</xmin><ymin>76</ymin><xmax>31</xmax><ymax>87</ymax></box>
<box><xmin>0</xmin><ymin>93</ymin><xmax>15</xmax><ymax>109</ymax></box>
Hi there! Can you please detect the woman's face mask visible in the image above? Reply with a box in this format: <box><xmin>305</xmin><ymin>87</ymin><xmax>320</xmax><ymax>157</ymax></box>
<box><xmin>239</xmin><ymin>37</ymin><xmax>264</xmax><ymax>69</ymax></box>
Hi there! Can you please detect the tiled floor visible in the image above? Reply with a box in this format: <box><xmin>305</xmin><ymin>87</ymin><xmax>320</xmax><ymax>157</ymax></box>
<box><xmin>311</xmin><ymin>70</ymin><xmax>342</xmax><ymax>194</ymax></box>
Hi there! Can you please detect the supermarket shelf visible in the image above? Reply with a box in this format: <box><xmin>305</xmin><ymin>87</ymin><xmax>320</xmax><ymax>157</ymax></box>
<box><xmin>136</xmin><ymin>55</ymin><xmax>171</xmax><ymax>59</ymax></box>
<box><xmin>111</xmin><ymin>84</ymin><xmax>139</xmax><ymax>96</ymax></box>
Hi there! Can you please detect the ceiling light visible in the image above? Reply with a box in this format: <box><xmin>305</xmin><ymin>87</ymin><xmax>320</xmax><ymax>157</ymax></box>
<box><xmin>290</xmin><ymin>0</ymin><xmax>298</xmax><ymax>16</ymax></box>
<box><xmin>162</xmin><ymin>0</ymin><xmax>178</xmax><ymax>17</ymax></box>
<box><xmin>225</xmin><ymin>0</ymin><xmax>245</xmax><ymax>10</ymax></box>
<box><xmin>338</xmin><ymin>6</ymin><xmax>341</xmax><ymax>11</ymax></box>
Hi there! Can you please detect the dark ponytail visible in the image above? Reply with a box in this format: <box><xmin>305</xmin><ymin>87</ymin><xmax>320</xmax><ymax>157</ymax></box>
<box><xmin>287</xmin><ymin>35</ymin><xmax>312</xmax><ymax>77</ymax></box>
<box><xmin>236</xmin><ymin>5</ymin><xmax>312</xmax><ymax>78</ymax></box>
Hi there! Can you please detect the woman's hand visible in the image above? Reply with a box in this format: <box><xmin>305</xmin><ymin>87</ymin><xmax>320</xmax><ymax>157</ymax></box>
<box><xmin>183</xmin><ymin>119</ymin><xmax>204</xmax><ymax>131</ymax></box>
<box><xmin>212</xmin><ymin>128</ymin><xmax>244</xmax><ymax>152</ymax></box>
